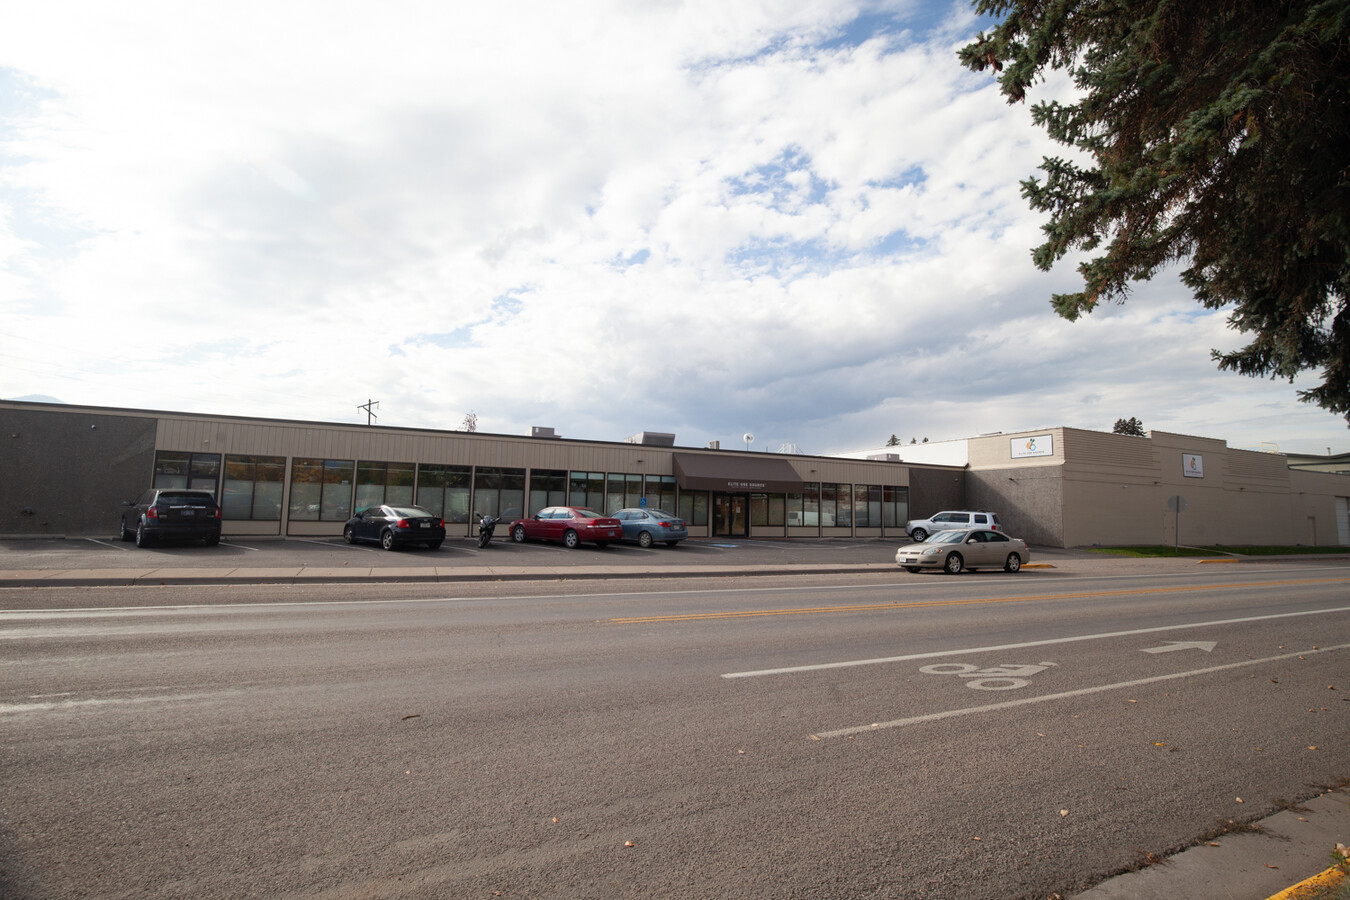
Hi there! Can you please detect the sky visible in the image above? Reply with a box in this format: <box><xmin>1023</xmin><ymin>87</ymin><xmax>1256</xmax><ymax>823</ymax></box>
<box><xmin>2</xmin><ymin>0</ymin><xmax>1346</xmax><ymax>458</ymax></box>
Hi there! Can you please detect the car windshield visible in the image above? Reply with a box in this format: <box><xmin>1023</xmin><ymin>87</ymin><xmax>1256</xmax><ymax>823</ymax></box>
<box><xmin>571</xmin><ymin>509</ymin><xmax>603</xmax><ymax>519</ymax></box>
<box><xmin>647</xmin><ymin>509</ymin><xmax>676</xmax><ymax>519</ymax></box>
<box><xmin>926</xmin><ymin>530</ymin><xmax>970</xmax><ymax>544</ymax></box>
<box><xmin>388</xmin><ymin>507</ymin><xmax>433</xmax><ymax>518</ymax></box>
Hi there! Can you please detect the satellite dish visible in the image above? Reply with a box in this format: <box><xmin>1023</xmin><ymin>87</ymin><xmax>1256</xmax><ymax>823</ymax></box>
<box><xmin>743</xmin><ymin>433</ymin><xmax>754</xmax><ymax>443</ymax></box>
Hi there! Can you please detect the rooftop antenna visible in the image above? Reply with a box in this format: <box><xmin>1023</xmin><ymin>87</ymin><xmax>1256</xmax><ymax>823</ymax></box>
<box><xmin>358</xmin><ymin>399</ymin><xmax>379</xmax><ymax>425</ymax></box>
<box><xmin>743</xmin><ymin>432</ymin><xmax>754</xmax><ymax>452</ymax></box>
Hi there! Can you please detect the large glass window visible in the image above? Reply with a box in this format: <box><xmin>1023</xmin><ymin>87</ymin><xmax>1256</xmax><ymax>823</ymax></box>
<box><xmin>646</xmin><ymin>475</ymin><xmax>677</xmax><ymax>512</ymax></box>
<box><xmin>835</xmin><ymin>484</ymin><xmax>853</xmax><ymax>527</ymax></box>
<box><xmin>820</xmin><ymin>483</ymin><xmax>838</xmax><ymax>526</ymax></box>
<box><xmin>222</xmin><ymin>455</ymin><xmax>285</xmax><ymax>520</ymax></box>
<box><xmin>787</xmin><ymin>483</ymin><xmax>820</xmax><ymax>526</ymax></box>
<box><xmin>289</xmin><ymin>458</ymin><xmax>354</xmax><ymax>521</ymax></box>
<box><xmin>417</xmin><ymin>465</ymin><xmax>472</xmax><ymax>523</ymax></box>
<box><xmin>529</xmin><ymin>469</ymin><xmax>568</xmax><ymax>515</ymax></box>
<box><xmin>606</xmin><ymin>473</ymin><xmax>626</xmax><ymax>513</ymax></box>
<box><xmin>883</xmin><ymin>486</ymin><xmax>909</xmax><ymax>528</ymax></box>
<box><xmin>475</xmin><ymin>467</ymin><xmax>525</xmax><ymax>519</ymax></box>
<box><xmin>153</xmin><ymin>451</ymin><xmax>221</xmax><ymax>493</ymax></box>
<box><xmin>355</xmin><ymin>460</ymin><xmax>416</xmax><ymax>511</ymax></box>
<box><xmin>678</xmin><ymin>491</ymin><xmax>709</xmax><ymax>526</ymax></box>
<box><xmin>855</xmin><ymin>485</ymin><xmax>881</xmax><ymax>528</ymax></box>
<box><xmin>569</xmin><ymin>472</ymin><xmax>604</xmax><ymax>510</ymax></box>
<box><xmin>624</xmin><ymin>474</ymin><xmax>642</xmax><ymax>510</ymax></box>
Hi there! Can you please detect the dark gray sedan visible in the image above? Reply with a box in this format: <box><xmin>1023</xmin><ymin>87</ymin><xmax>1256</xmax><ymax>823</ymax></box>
<box><xmin>613</xmin><ymin>508</ymin><xmax>688</xmax><ymax>547</ymax></box>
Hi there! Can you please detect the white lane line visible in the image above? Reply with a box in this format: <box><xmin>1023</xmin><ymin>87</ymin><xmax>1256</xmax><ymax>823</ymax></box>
<box><xmin>810</xmin><ymin>642</ymin><xmax>1350</xmax><ymax>739</ymax></box>
<box><xmin>0</xmin><ymin>689</ymin><xmax>243</xmax><ymax>715</ymax></box>
<box><xmin>722</xmin><ymin>605</ymin><xmax>1350</xmax><ymax>678</ymax></box>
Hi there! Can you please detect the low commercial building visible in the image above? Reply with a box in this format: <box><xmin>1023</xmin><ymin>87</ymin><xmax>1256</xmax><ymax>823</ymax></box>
<box><xmin>0</xmin><ymin>400</ymin><xmax>954</xmax><ymax>541</ymax></box>
<box><xmin>3</xmin><ymin>400</ymin><xmax>1347</xmax><ymax>547</ymax></box>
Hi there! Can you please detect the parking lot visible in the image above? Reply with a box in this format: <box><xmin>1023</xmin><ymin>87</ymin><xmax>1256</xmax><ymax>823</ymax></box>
<box><xmin>0</xmin><ymin>533</ymin><xmax>923</xmax><ymax>574</ymax></box>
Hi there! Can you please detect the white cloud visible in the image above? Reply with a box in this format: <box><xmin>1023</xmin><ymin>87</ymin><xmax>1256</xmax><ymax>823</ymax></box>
<box><xmin>1</xmin><ymin>0</ymin><xmax>1345</xmax><ymax>456</ymax></box>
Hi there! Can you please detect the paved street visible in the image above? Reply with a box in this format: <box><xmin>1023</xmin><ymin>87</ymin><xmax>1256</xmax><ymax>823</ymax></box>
<box><xmin>2</xmin><ymin>545</ymin><xmax>1349</xmax><ymax>899</ymax></box>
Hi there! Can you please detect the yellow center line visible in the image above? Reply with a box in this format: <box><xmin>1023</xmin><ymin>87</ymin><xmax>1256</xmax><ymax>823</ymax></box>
<box><xmin>607</xmin><ymin>577</ymin><xmax>1350</xmax><ymax>624</ymax></box>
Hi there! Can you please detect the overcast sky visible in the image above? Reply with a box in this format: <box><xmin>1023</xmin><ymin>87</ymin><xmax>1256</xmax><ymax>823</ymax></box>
<box><xmin>2</xmin><ymin>1</ymin><xmax>1345</xmax><ymax>457</ymax></box>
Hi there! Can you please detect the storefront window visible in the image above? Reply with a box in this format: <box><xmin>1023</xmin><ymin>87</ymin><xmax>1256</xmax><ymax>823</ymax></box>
<box><xmin>529</xmin><ymin>469</ymin><xmax>568</xmax><ymax>515</ymax></box>
<box><xmin>883</xmin><ymin>486</ymin><xmax>909</xmax><ymax>528</ymax></box>
<box><xmin>153</xmin><ymin>451</ymin><xmax>221</xmax><ymax>493</ymax></box>
<box><xmin>417</xmin><ymin>465</ymin><xmax>472</xmax><ymax>522</ymax></box>
<box><xmin>570</xmin><ymin>472</ymin><xmax>604</xmax><ymax>510</ymax></box>
<box><xmin>750</xmin><ymin>494</ymin><xmax>785</xmax><ymax>526</ymax></box>
<box><xmin>475</xmin><ymin>467</ymin><xmax>525</xmax><ymax>519</ymax></box>
<box><xmin>855</xmin><ymin>485</ymin><xmax>881</xmax><ymax>528</ymax></box>
<box><xmin>787</xmin><ymin>484</ymin><xmax>819</xmax><ymax>526</ymax></box>
<box><xmin>606</xmin><ymin>473</ymin><xmax>626</xmax><ymax>513</ymax></box>
<box><xmin>289</xmin><ymin>458</ymin><xmax>354</xmax><ymax>521</ymax></box>
<box><xmin>355</xmin><ymin>460</ymin><xmax>415</xmax><ymax>511</ymax></box>
<box><xmin>222</xmin><ymin>455</ymin><xmax>284</xmax><ymax>520</ymax></box>
<box><xmin>625</xmin><ymin>474</ymin><xmax>642</xmax><ymax>510</ymax></box>
<box><xmin>820</xmin><ymin>483</ymin><xmax>837</xmax><ymax>526</ymax></box>
<box><xmin>678</xmin><ymin>491</ymin><xmax>709</xmax><ymax>526</ymax></box>
<box><xmin>836</xmin><ymin>484</ymin><xmax>854</xmax><ymax>527</ymax></box>
<box><xmin>645</xmin><ymin>475</ymin><xmax>677</xmax><ymax>512</ymax></box>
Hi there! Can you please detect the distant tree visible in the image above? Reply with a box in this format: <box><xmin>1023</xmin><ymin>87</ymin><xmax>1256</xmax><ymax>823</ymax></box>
<box><xmin>886</xmin><ymin>434</ymin><xmax>900</xmax><ymax>446</ymax></box>
<box><xmin>1113</xmin><ymin>417</ymin><xmax>1146</xmax><ymax>437</ymax></box>
<box><xmin>909</xmin><ymin>437</ymin><xmax>918</xmax><ymax>444</ymax></box>
<box><xmin>461</xmin><ymin>411</ymin><xmax>478</xmax><ymax>433</ymax></box>
<box><xmin>959</xmin><ymin>0</ymin><xmax>1350</xmax><ymax>421</ymax></box>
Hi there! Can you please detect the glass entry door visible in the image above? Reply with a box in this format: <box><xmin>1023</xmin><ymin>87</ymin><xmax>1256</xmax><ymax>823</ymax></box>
<box><xmin>713</xmin><ymin>492</ymin><xmax>749</xmax><ymax>537</ymax></box>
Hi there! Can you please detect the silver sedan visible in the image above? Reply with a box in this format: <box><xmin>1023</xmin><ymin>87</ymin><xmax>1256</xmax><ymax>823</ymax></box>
<box><xmin>895</xmin><ymin>528</ymin><xmax>1029</xmax><ymax>574</ymax></box>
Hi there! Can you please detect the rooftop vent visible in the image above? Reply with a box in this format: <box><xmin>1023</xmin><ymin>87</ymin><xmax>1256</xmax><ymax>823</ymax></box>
<box><xmin>531</xmin><ymin>426</ymin><xmax>560</xmax><ymax>439</ymax></box>
<box><xmin>627</xmin><ymin>431</ymin><xmax>675</xmax><ymax>446</ymax></box>
<box><xmin>868</xmin><ymin>453</ymin><xmax>901</xmax><ymax>462</ymax></box>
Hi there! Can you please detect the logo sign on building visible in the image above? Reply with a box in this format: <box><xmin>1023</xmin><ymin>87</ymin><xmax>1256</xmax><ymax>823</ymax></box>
<box><xmin>1182</xmin><ymin>453</ymin><xmax>1204</xmax><ymax>478</ymax></box>
<box><xmin>1011</xmin><ymin>434</ymin><xmax>1054</xmax><ymax>459</ymax></box>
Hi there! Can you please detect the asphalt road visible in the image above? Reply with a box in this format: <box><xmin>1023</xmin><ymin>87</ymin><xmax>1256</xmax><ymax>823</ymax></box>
<box><xmin>3</xmin><ymin>558</ymin><xmax>1349</xmax><ymax>899</ymax></box>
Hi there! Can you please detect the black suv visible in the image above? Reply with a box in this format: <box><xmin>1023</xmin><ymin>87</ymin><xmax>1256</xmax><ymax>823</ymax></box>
<box><xmin>120</xmin><ymin>489</ymin><xmax>222</xmax><ymax>547</ymax></box>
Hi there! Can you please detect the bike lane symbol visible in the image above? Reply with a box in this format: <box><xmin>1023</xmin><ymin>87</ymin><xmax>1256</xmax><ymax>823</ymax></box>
<box><xmin>918</xmin><ymin>662</ymin><xmax>1058</xmax><ymax>691</ymax></box>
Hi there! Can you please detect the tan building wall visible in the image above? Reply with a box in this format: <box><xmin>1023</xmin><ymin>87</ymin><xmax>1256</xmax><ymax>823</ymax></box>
<box><xmin>967</xmin><ymin>428</ymin><xmax>1350</xmax><ymax>548</ymax></box>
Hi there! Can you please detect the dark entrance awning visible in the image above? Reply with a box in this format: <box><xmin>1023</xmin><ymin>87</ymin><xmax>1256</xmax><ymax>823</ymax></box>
<box><xmin>672</xmin><ymin>453</ymin><xmax>805</xmax><ymax>493</ymax></box>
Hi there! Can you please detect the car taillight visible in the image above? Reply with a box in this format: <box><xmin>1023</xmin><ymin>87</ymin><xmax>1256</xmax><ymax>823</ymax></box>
<box><xmin>438</xmin><ymin>519</ymin><xmax>445</xmax><ymax>528</ymax></box>
<box><xmin>146</xmin><ymin>507</ymin><xmax>159</xmax><ymax>519</ymax></box>
<box><xmin>214</xmin><ymin>508</ymin><xmax>222</xmax><ymax>519</ymax></box>
<box><xmin>395</xmin><ymin>518</ymin><xmax>409</xmax><ymax>529</ymax></box>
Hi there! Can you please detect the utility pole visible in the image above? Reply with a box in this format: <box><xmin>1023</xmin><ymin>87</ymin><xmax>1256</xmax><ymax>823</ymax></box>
<box><xmin>358</xmin><ymin>399</ymin><xmax>379</xmax><ymax>425</ymax></box>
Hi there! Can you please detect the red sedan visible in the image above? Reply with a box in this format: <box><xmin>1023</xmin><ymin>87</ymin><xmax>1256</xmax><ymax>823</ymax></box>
<box><xmin>509</xmin><ymin>507</ymin><xmax>622</xmax><ymax>548</ymax></box>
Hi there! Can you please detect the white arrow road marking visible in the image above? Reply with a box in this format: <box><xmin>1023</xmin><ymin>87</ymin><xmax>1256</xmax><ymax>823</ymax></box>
<box><xmin>1142</xmin><ymin>641</ymin><xmax>1218</xmax><ymax>654</ymax></box>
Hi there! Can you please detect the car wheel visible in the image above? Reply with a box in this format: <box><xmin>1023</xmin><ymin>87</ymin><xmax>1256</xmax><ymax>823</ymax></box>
<box><xmin>1004</xmin><ymin>553</ymin><xmax>1022</xmax><ymax>573</ymax></box>
<box><xmin>381</xmin><ymin>530</ymin><xmax>396</xmax><ymax>551</ymax></box>
<box><xmin>563</xmin><ymin>529</ymin><xmax>579</xmax><ymax>549</ymax></box>
<box><xmin>343</xmin><ymin>525</ymin><xmax>356</xmax><ymax>544</ymax></box>
<box><xmin>637</xmin><ymin>530</ymin><xmax>653</xmax><ymax>548</ymax></box>
<box><xmin>943</xmin><ymin>552</ymin><xmax>964</xmax><ymax>575</ymax></box>
<box><xmin>135</xmin><ymin>522</ymin><xmax>152</xmax><ymax>548</ymax></box>
<box><xmin>910</xmin><ymin>528</ymin><xmax>928</xmax><ymax>542</ymax></box>
<box><xmin>513</xmin><ymin>525</ymin><xmax>526</xmax><ymax>543</ymax></box>
<box><xmin>428</xmin><ymin>540</ymin><xmax>443</xmax><ymax>550</ymax></box>
<box><xmin>904</xmin><ymin>566</ymin><xmax>921</xmax><ymax>573</ymax></box>
<box><xmin>120</xmin><ymin>518</ymin><xmax>134</xmax><ymax>542</ymax></box>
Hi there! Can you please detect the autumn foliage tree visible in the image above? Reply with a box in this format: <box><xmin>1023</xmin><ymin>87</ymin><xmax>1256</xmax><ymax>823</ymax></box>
<box><xmin>960</xmin><ymin>1</ymin><xmax>1350</xmax><ymax>421</ymax></box>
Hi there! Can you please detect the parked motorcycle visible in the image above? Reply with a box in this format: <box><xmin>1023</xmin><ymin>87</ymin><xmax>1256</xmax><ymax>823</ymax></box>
<box><xmin>476</xmin><ymin>513</ymin><xmax>498</xmax><ymax>548</ymax></box>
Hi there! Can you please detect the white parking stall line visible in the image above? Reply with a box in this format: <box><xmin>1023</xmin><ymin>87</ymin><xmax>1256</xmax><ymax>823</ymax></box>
<box><xmin>810</xmin><ymin>642</ymin><xmax>1350</xmax><ymax>739</ymax></box>
<box><xmin>81</xmin><ymin>538</ymin><xmax>130</xmax><ymax>551</ymax></box>
<box><xmin>721</xmin><ymin>605</ymin><xmax>1350</xmax><ymax>679</ymax></box>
